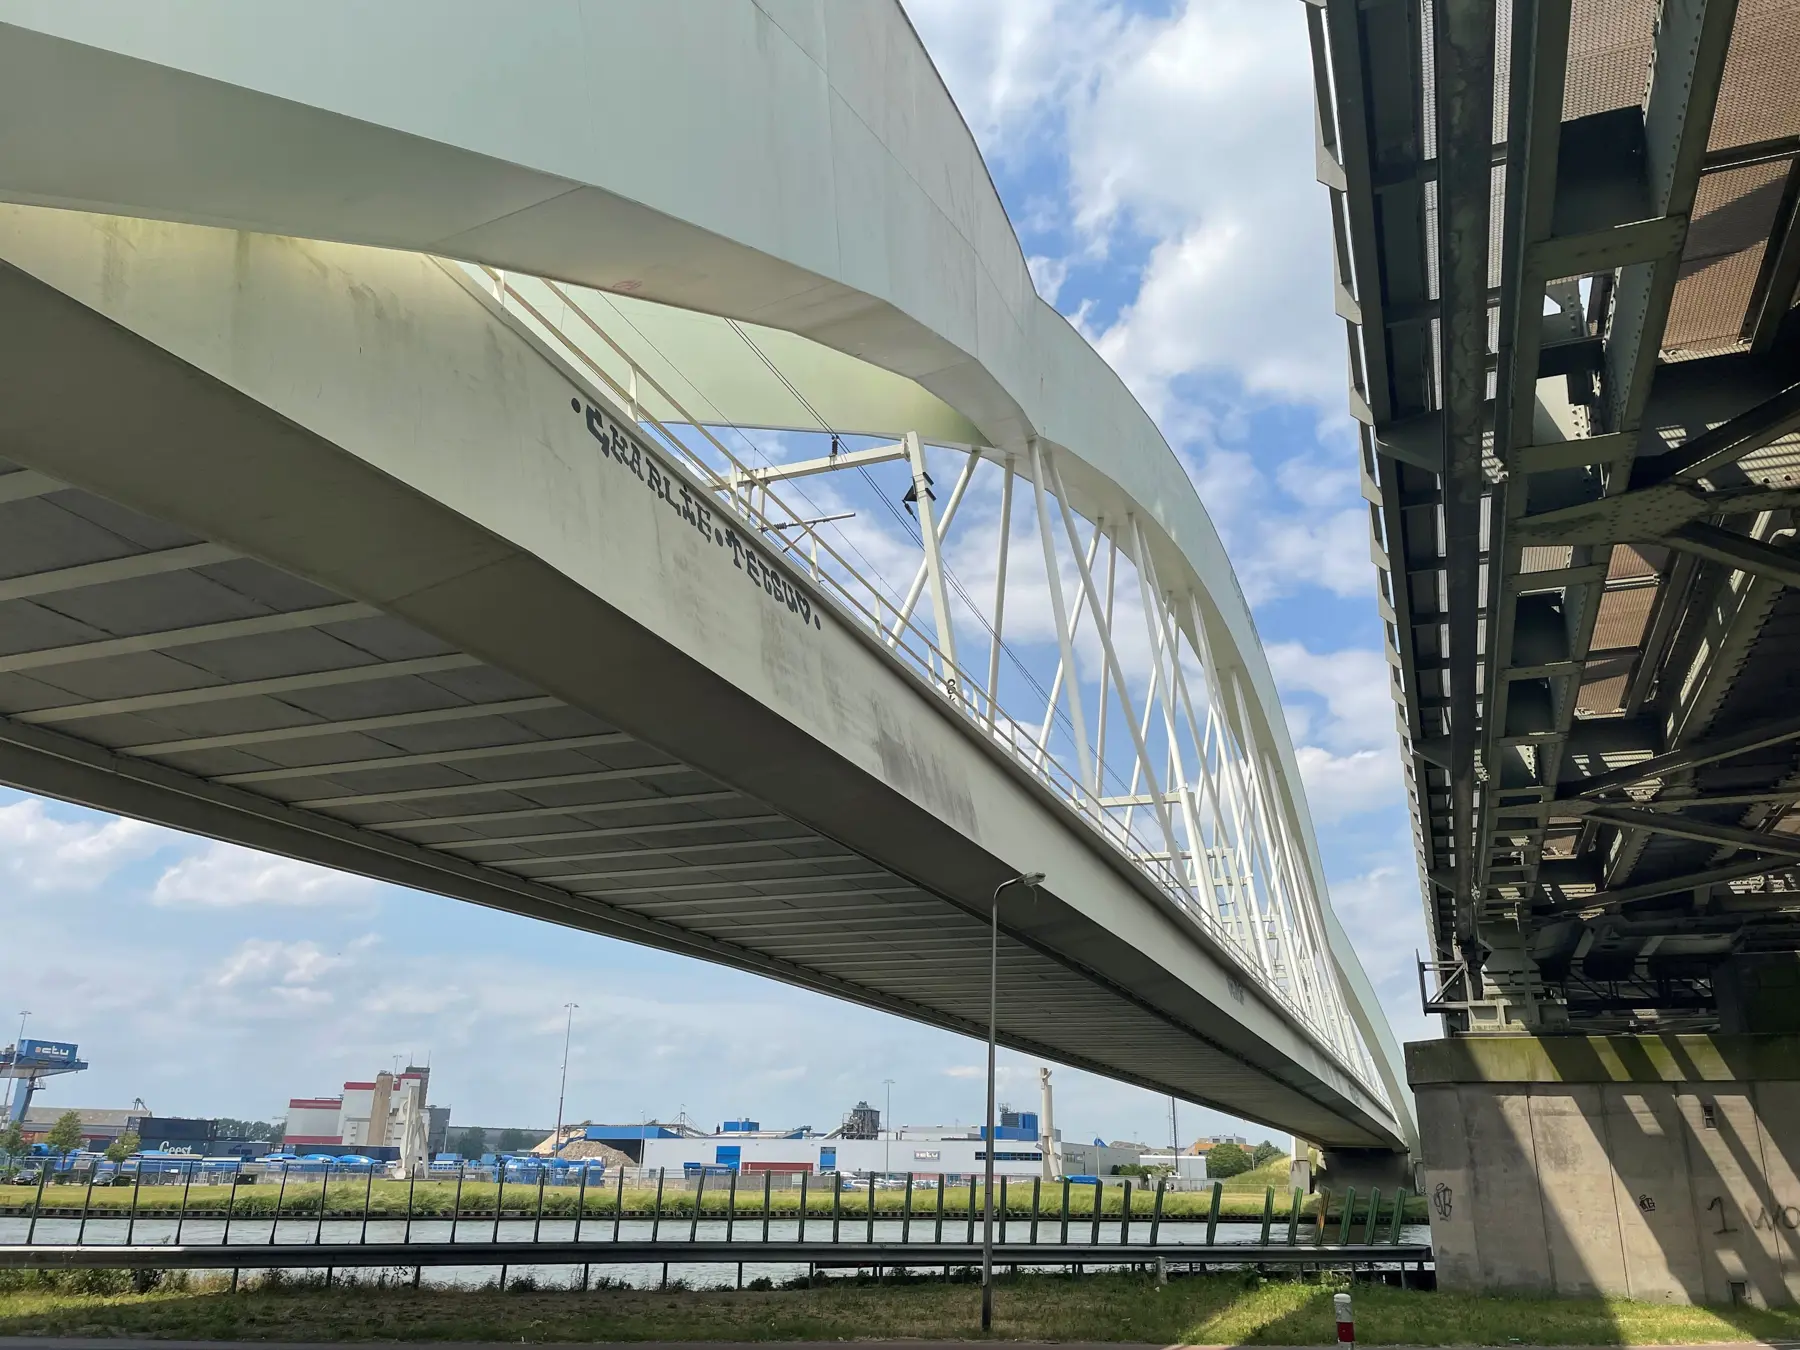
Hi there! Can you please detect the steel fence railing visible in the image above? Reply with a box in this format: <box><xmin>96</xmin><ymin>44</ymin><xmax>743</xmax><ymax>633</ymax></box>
<box><xmin>0</xmin><ymin>1161</ymin><xmax>1428</xmax><ymax>1285</ymax></box>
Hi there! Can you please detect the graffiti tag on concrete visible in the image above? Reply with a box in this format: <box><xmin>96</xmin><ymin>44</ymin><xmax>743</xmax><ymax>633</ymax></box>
<box><xmin>576</xmin><ymin>398</ymin><xmax>822</xmax><ymax>632</ymax></box>
<box><xmin>1432</xmin><ymin>1182</ymin><xmax>1453</xmax><ymax>1220</ymax></box>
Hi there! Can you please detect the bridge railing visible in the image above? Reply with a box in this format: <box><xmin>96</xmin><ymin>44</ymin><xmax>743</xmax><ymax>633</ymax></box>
<box><xmin>0</xmin><ymin>1163</ymin><xmax>1427</xmax><ymax>1284</ymax></box>
<box><xmin>472</xmin><ymin>267</ymin><xmax>1379</xmax><ymax>1098</ymax></box>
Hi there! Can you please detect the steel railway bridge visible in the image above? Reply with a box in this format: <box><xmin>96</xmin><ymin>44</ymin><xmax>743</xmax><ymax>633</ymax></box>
<box><xmin>1312</xmin><ymin>0</ymin><xmax>1800</xmax><ymax>1304</ymax></box>
<box><xmin>1311</xmin><ymin>0</ymin><xmax>1800</xmax><ymax>1033</ymax></box>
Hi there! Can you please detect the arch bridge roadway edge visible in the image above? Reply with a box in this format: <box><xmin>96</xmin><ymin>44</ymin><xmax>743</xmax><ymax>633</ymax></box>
<box><xmin>0</xmin><ymin>0</ymin><xmax>1414</xmax><ymax>1148</ymax></box>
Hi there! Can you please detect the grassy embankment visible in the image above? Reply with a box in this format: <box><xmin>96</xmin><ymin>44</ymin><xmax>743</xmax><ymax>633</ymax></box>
<box><xmin>0</xmin><ymin>1161</ymin><xmax>1423</xmax><ymax>1225</ymax></box>
<box><xmin>2</xmin><ymin>1268</ymin><xmax>1797</xmax><ymax>1344</ymax></box>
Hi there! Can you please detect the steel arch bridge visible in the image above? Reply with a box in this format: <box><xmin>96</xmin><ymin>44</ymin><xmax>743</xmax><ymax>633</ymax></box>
<box><xmin>0</xmin><ymin>1</ymin><xmax>1413</xmax><ymax>1151</ymax></box>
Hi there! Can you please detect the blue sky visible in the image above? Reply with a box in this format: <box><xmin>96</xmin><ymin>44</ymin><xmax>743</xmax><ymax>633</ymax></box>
<box><xmin>0</xmin><ymin>0</ymin><xmax>1430</xmax><ymax>1149</ymax></box>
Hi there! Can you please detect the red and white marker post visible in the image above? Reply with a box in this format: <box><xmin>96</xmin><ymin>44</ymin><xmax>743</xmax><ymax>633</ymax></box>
<box><xmin>1334</xmin><ymin>1291</ymin><xmax>1355</xmax><ymax>1350</ymax></box>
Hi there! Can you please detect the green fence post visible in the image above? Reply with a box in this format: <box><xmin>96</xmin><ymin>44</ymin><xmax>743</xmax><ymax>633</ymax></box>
<box><xmin>1287</xmin><ymin>1187</ymin><xmax>1302</xmax><ymax>1246</ymax></box>
<box><xmin>1119</xmin><ymin>1179</ymin><xmax>1132</xmax><ymax>1244</ymax></box>
<box><xmin>492</xmin><ymin>1163</ymin><xmax>506</xmax><ymax>1243</ymax></box>
<box><xmin>532</xmin><ymin>1167</ymin><xmax>549</xmax><ymax>1243</ymax></box>
<box><xmin>314</xmin><ymin>1168</ymin><xmax>328</xmax><ymax>1246</ymax></box>
<box><xmin>573</xmin><ymin>1164</ymin><xmax>587</xmax><ymax>1245</ymax></box>
<box><xmin>175</xmin><ymin>1158</ymin><xmax>196</xmax><ymax>1244</ymax></box>
<box><xmin>24</xmin><ymin>1162</ymin><xmax>49</xmax><ymax>1244</ymax></box>
<box><xmin>1031</xmin><ymin>1176</ymin><xmax>1042</xmax><ymax>1245</ymax></box>
<box><xmin>77</xmin><ymin>1166</ymin><xmax>97</xmax><ymax>1246</ymax></box>
<box><xmin>798</xmin><ymin>1170</ymin><xmax>808</xmax><ymax>1242</ymax></box>
<box><xmin>222</xmin><ymin>1161</ymin><xmax>243</xmax><ymax>1248</ymax></box>
<box><xmin>690</xmin><ymin>1167</ymin><xmax>707</xmax><ymax>1243</ymax></box>
<box><xmin>762</xmin><ymin>1170</ymin><xmax>772</xmax><ymax>1243</ymax></box>
<box><xmin>1258</xmin><ymin>1186</ymin><xmax>1273</xmax><ymax>1246</ymax></box>
<box><xmin>967</xmin><ymin>1175</ymin><xmax>977</xmax><ymax>1243</ymax></box>
<box><xmin>1337</xmin><ymin>1185</ymin><xmax>1357</xmax><ymax>1246</ymax></box>
<box><xmin>728</xmin><ymin>1166</ymin><xmax>738</xmax><ymax>1242</ymax></box>
<box><xmin>126</xmin><ymin>1160</ymin><xmax>143</xmax><ymax>1245</ymax></box>
<box><xmin>832</xmin><ymin>1173</ymin><xmax>842</xmax><ymax>1243</ymax></box>
<box><xmin>1205</xmin><ymin>1180</ymin><xmax>1220</xmax><ymax>1246</ymax></box>
<box><xmin>1314</xmin><ymin>1185</ymin><xmax>1330</xmax><ymax>1246</ymax></box>
<box><xmin>450</xmin><ymin>1163</ymin><xmax>464</xmax><ymax>1244</ymax></box>
<box><xmin>1000</xmin><ymin>1174</ymin><xmax>1009</xmax><ymax>1245</ymax></box>
<box><xmin>613</xmin><ymin>1166</ymin><xmax>625</xmax><ymax>1242</ymax></box>
<box><xmin>903</xmin><ymin>1172</ymin><xmax>914</xmax><ymax>1243</ymax></box>
<box><xmin>1060</xmin><ymin>1177</ymin><xmax>1070</xmax><ymax>1245</ymax></box>
<box><xmin>1390</xmin><ymin>1187</ymin><xmax>1409</xmax><ymax>1243</ymax></box>
<box><xmin>271</xmin><ymin>1163</ymin><xmax>289</xmax><ymax>1247</ymax></box>
<box><xmin>1364</xmin><ymin>1187</ymin><xmax>1382</xmax><ymax>1245</ymax></box>
<box><xmin>866</xmin><ymin>1172</ymin><xmax>875</xmax><ymax>1243</ymax></box>
<box><xmin>651</xmin><ymin>1167</ymin><xmax>665</xmax><ymax>1241</ymax></box>
<box><xmin>359</xmin><ymin>1164</ymin><xmax>376</xmax><ymax>1245</ymax></box>
<box><xmin>1090</xmin><ymin>1178</ymin><xmax>1102</xmax><ymax>1245</ymax></box>
<box><xmin>1150</xmin><ymin>1177</ymin><xmax>1165</xmax><ymax>1246</ymax></box>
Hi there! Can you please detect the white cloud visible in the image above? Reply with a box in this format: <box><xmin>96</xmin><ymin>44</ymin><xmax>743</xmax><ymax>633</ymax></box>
<box><xmin>151</xmin><ymin>841</ymin><xmax>381</xmax><ymax>909</ymax></box>
<box><xmin>1266</xmin><ymin>643</ymin><xmax>1396</xmax><ymax>755</ymax></box>
<box><xmin>1294</xmin><ymin>745</ymin><xmax>1403</xmax><ymax>825</ymax></box>
<box><xmin>903</xmin><ymin>0</ymin><xmax>1127</xmax><ymax>157</ymax></box>
<box><xmin>214</xmin><ymin>938</ymin><xmax>354</xmax><ymax>1010</ymax></box>
<box><xmin>1074</xmin><ymin>4</ymin><xmax>1342</xmax><ymax>412</ymax></box>
<box><xmin>912</xmin><ymin>0</ymin><xmax>1343</xmax><ymax>414</ymax></box>
<box><xmin>0</xmin><ymin>795</ymin><xmax>182</xmax><ymax>891</ymax></box>
<box><xmin>1026</xmin><ymin>253</ymin><xmax>1071</xmax><ymax>305</ymax></box>
<box><xmin>1264</xmin><ymin>643</ymin><xmax>1406</xmax><ymax>823</ymax></box>
<box><xmin>1327</xmin><ymin>859</ymin><xmax>1440</xmax><ymax>1049</ymax></box>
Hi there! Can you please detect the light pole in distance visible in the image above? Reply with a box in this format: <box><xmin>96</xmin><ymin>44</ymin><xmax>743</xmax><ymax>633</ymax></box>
<box><xmin>1</xmin><ymin>1011</ymin><xmax>28</xmax><ymax>1121</ymax></box>
<box><xmin>882</xmin><ymin>1078</ymin><xmax>895</xmax><ymax>1176</ymax></box>
<box><xmin>983</xmin><ymin>871</ymin><xmax>1044</xmax><ymax>1332</ymax></box>
<box><xmin>552</xmin><ymin>1003</ymin><xmax>578</xmax><ymax>1157</ymax></box>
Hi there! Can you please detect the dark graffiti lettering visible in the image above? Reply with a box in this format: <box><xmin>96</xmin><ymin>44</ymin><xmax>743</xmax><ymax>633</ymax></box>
<box><xmin>1709</xmin><ymin>1196</ymin><xmax>1738</xmax><ymax>1235</ymax></box>
<box><xmin>575</xmin><ymin>396</ymin><xmax>821</xmax><ymax>631</ymax></box>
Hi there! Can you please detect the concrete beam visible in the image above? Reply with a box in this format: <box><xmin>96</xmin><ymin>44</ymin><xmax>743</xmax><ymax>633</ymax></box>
<box><xmin>0</xmin><ymin>540</ymin><xmax>231</xmax><ymax>603</ymax></box>
<box><xmin>212</xmin><ymin>732</ymin><xmax>635</xmax><ymax>785</ymax></box>
<box><xmin>14</xmin><ymin>653</ymin><xmax>480</xmax><ymax>725</ymax></box>
<box><xmin>122</xmin><ymin>697</ymin><xmax>565</xmax><ymax>757</ymax></box>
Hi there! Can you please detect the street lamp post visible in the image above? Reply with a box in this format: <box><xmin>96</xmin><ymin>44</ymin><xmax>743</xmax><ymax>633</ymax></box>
<box><xmin>983</xmin><ymin>872</ymin><xmax>1044</xmax><ymax>1333</ymax></box>
<box><xmin>1</xmin><ymin>1011</ymin><xmax>29</xmax><ymax>1122</ymax></box>
<box><xmin>882</xmin><ymin>1078</ymin><xmax>895</xmax><ymax>1176</ymax></box>
<box><xmin>552</xmin><ymin>1003</ymin><xmax>578</xmax><ymax>1157</ymax></box>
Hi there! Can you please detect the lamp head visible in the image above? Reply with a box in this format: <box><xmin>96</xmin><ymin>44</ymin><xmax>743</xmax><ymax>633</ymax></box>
<box><xmin>1017</xmin><ymin>872</ymin><xmax>1046</xmax><ymax>888</ymax></box>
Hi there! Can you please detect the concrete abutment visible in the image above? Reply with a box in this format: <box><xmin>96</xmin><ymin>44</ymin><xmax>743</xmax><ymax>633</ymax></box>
<box><xmin>1410</xmin><ymin>1034</ymin><xmax>1800</xmax><ymax>1304</ymax></box>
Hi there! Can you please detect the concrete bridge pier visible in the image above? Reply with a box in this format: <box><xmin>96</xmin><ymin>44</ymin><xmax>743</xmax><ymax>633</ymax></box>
<box><xmin>1410</xmin><ymin>1035</ymin><xmax>1800</xmax><ymax>1306</ymax></box>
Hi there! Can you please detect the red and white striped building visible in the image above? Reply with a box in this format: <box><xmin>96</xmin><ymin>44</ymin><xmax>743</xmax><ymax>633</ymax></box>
<box><xmin>285</xmin><ymin>1069</ymin><xmax>430</xmax><ymax>1151</ymax></box>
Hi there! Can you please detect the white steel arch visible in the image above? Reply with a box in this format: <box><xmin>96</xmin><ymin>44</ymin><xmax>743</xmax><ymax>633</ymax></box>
<box><xmin>0</xmin><ymin>0</ymin><xmax>1414</xmax><ymax>1147</ymax></box>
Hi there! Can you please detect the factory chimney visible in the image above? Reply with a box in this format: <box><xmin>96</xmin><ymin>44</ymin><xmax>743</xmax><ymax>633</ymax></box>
<box><xmin>1038</xmin><ymin>1066</ymin><xmax>1058</xmax><ymax>1183</ymax></box>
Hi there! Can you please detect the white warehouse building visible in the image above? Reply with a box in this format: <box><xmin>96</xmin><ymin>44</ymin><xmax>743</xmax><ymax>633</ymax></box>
<box><xmin>637</xmin><ymin>1123</ymin><xmax>1055</xmax><ymax>1180</ymax></box>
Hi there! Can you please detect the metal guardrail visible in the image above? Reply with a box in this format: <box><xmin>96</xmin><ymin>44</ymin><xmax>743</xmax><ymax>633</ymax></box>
<box><xmin>0</xmin><ymin>1165</ymin><xmax>1427</xmax><ymax>1286</ymax></box>
<box><xmin>1</xmin><ymin>1239</ymin><xmax>1433</xmax><ymax>1281</ymax></box>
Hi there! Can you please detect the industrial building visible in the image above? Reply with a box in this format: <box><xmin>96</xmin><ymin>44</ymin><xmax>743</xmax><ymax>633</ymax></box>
<box><xmin>15</xmin><ymin>1109</ymin><xmax>271</xmax><ymax>1157</ymax></box>
<box><xmin>609</xmin><ymin>1115</ymin><xmax>1052</xmax><ymax>1180</ymax></box>
<box><xmin>569</xmin><ymin>1099</ymin><xmax>1168</xmax><ymax>1183</ymax></box>
<box><xmin>284</xmin><ymin>1067</ymin><xmax>440</xmax><ymax>1165</ymax></box>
